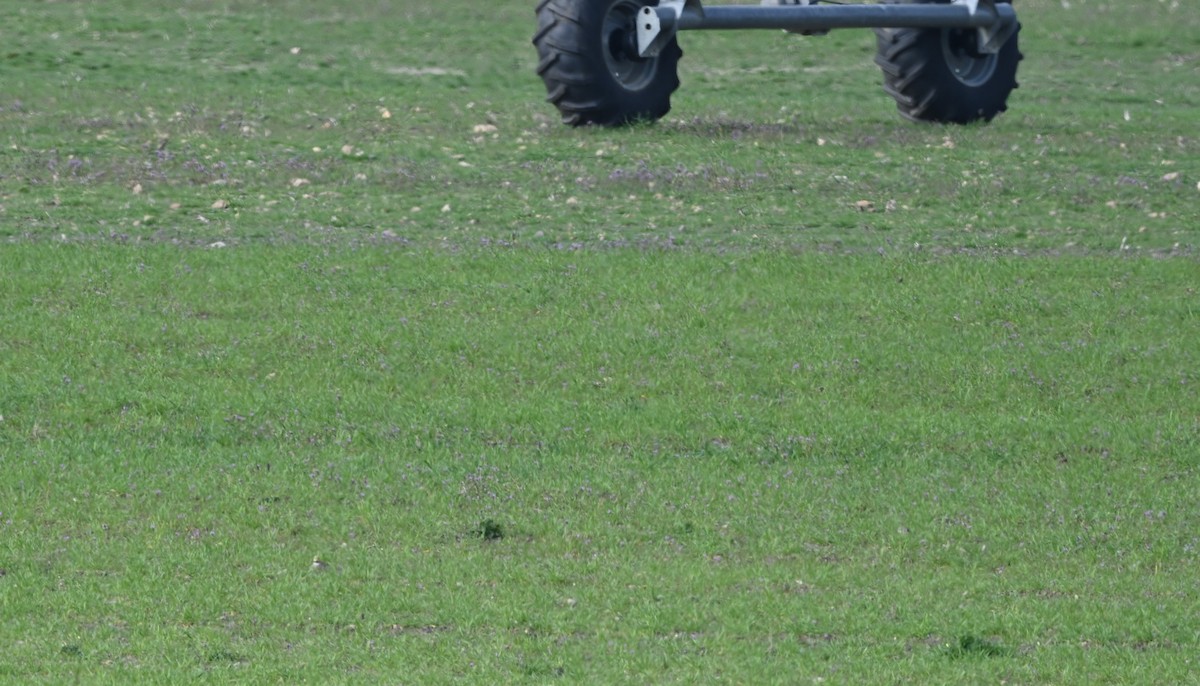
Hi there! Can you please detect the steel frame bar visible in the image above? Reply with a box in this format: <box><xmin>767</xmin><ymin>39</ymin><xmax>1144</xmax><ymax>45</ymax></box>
<box><xmin>638</xmin><ymin>1</ymin><xmax>1018</xmax><ymax>57</ymax></box>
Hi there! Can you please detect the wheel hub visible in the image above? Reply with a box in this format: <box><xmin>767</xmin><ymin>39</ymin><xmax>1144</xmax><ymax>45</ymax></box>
<box><xmin>941</xmin><ymin>27</ymin><xmax>997</xmax><ymax>87</ymax></box>
<box><xmin>602</xmin><ymin>1</ymin><xmax>657</xmax><ymax>90</ymax></box>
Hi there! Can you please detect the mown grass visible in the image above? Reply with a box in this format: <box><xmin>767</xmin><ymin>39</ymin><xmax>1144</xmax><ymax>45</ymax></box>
<box><xmin>1</xmin><ymin>0</ymin><xmax>1199</xmax><ymax>683</ymax></box>
<box><xmin>4</xmin><ymin>247</ymin><xmax>1198</xmax><ymax>683</ymax></box>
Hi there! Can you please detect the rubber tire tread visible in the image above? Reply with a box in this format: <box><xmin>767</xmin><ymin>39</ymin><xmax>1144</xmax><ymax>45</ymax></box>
<box><xmin>874</xmin><ymin>0</ymin><xmax>1022</xmax><ymax>124</ymax></box>
<box><xmin>533</xmin><ymin>0</ymin><xmax>682</xmax><ymax>126</ymax></box>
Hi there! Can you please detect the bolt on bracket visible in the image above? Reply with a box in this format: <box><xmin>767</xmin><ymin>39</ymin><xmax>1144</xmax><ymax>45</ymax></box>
<box><xmin>638</xmin><ymin>0</ymin><xmax>700</xmax><ymax>57</ymax></box>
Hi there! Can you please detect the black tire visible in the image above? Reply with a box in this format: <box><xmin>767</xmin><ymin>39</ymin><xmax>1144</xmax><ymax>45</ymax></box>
<box><xmin>533</xmin><ymin>0</ymin><xmax>682</xmax><ymax>127</ymax></box>
<box><xmin>874</xmin><ymin>0</ymin><xmax>1022</xmax><ymax>124</ymax></box>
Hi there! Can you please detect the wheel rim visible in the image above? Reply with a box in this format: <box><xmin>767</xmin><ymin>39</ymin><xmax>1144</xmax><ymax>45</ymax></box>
<box><xmin>602</xmin><ymin>0</ymin><xmax>657</xmax><ymax>91</ymax></box>
<box><xmin>940</xmin><ymin>28</ymin><xmax>997</xmax><ymax>87</ymax></box>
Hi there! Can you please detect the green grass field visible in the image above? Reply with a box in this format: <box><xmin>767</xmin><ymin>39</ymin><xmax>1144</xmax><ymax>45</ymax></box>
<box><xmin>2</xmin><ymin>0</ymin><xmax>1198</xmax><ymax>682</ymax></box>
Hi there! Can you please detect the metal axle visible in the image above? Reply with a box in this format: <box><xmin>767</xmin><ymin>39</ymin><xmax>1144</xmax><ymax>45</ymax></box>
<box><xmin>638</xmin><ymin>0</ymin><xmax>1018</xmax><ymax>57</ymax></box>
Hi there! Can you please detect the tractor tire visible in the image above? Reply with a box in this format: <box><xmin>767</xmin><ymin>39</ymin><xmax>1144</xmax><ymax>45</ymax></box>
<box><xmin>874</xmin><ymin>0</ymin><xmax>1022</xmax><ymax>124</ymax></box>
<box><xmin>533</xmin><ymin>0</ymin><xmax>682</xmax><ymax>126</ymax></box>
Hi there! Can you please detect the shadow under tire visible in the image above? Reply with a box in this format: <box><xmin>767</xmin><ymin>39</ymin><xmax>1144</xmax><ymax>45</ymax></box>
<box><xmin>533</xmin><ymin>0</ymin><xmax>682</xmax><ymax>127</ymax></box>
<box><xmin>874</xmin><ymin>0</ymin><xmax>1022</xmax><ymax>124</ymax></box>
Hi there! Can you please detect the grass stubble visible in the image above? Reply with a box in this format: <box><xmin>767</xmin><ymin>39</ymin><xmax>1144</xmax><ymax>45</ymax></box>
<box><xmin>1</xmin><ymin>0</ymin><xmax>1198</xmax><ymax>682</ymax></box>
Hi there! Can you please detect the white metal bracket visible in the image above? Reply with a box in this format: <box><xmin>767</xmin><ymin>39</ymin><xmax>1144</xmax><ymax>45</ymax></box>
<box><xmin>638</xmin><ymin>0</ymin><xmax>703</xmax><ymax>57</ymax></box>
<box><xmin>955</xmin><ymin>0</ymin><xmax>1017</xmax><ymax>54</ymax></box>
